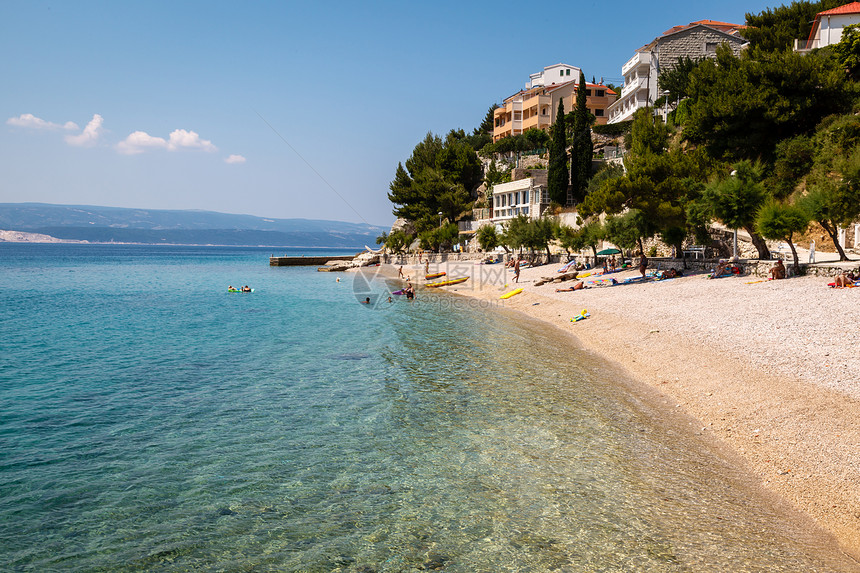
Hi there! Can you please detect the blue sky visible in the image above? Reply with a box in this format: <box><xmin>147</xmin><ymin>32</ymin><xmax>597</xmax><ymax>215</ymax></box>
<box><xmin>1</xmin><ymin>0</ymin><xmax>778</xmax><ymax>227</ymax></box>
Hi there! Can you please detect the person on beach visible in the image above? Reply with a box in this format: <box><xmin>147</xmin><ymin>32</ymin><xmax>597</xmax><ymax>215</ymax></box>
<box><xmin>638</xmin><ymin>252</ymin><xmax>648</xmax><ymax>278</ymax></box>
<box><xmin>609</xmin><ymin>256</ymin><xmax>617</xmax><ymax>271</ymax></box>
<box><xmin>424</xmin><ymin>259</ymin><xmax>430</xmax><ymax>276</ymax></box>
<box><xmin>710</xmin><ymin>260</ymin><xmax>730</xmax><ymax>279</ymax></box>
<box><xmin>514</xmin><ymin>259</ymin><xmax>521</xmax><ymax>283</ymax></box>
<box><xmin>833</xmin><ymin>273</ymin><xmax>856</xmax><ymax>287</ymax></box>
<box><xmin>398</xmin><ymin>266</ymin><xmax>404</xmax><ymax>279</ymax></box>
<box><xmin>556</xmin><ymin>281</ymin><xmax>585</xmax><ymax>292</ymax></box>
<box><xmin>770</xmin><ymin>259</ymin><xmax>786</xmax><ymax>280</ymax></box>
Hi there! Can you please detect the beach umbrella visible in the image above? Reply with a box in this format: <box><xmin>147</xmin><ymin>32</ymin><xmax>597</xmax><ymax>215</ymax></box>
<box><xmin>596</xmin><ymin>248</ymin><xmax>621</xmax><ymax>256</ymax></box>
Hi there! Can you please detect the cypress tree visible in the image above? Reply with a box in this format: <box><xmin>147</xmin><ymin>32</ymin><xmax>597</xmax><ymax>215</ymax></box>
<box><xmin>548</xmin><ymin>99</ymin><xmax>569</xmax><ymax>205</ymax></box>
<box><xmin>570</xmin><ymin>70</ymin><xmax>592</xmax><ymax>204</ymax></box>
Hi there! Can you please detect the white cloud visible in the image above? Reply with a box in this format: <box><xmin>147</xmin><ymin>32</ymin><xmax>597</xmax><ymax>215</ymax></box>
<box><xmin>7</xmin><ymin>113</ymin><xmax>78</xmax><ymax>131</ymax></box>
<box><xmin>224</xmin><ymin>154</ymin><xmax>246</xmax><ymax>164</ymax></box>
<box><xmin>65</xmin><ymin>114</ymin><xmax>104</xmax><ymax>147</ymax></box>
<box><xmin>116</xmin><ymin>131</ymin><xmax>168</xmax><ymax>155</ymax></box>
<box><xmin>166</xmin><ymin>129</ymin><xmax>217</xmax><ymax>152</ymax></box>
<box><xmin>117</xmin><ymin>128</ymin><xmax>217</xmax><ymax>155</ymax></box>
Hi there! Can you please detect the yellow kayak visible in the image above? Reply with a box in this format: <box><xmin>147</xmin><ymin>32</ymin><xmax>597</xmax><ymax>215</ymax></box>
<box><xmin>425</xmin><ymin>277</ymin><xmax>469</xmax><ymax>288</ymax></box>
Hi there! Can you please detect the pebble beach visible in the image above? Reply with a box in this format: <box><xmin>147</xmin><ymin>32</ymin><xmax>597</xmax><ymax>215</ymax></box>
<box><xmin>381</xmin><ymin>258</ymin><xmax>860</xmax><ymax>561</ymax></box>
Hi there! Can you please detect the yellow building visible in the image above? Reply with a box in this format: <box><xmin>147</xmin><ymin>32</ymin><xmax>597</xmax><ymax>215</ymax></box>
<box><xmin>493</xmin><ymin>66</ymin><xmax>617</xmax><ymax>143</ymax></box>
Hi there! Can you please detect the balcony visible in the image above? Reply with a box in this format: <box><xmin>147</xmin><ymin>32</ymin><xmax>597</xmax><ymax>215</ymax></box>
<box><xmin>621</xmin><ymin>51</ymin><xmax>651</xmax><ymax>75</ymax></box>
<box><xmin>620</xmin><ymin>77</ymin><xmax>649</xmax><ymax>99</ymax></box>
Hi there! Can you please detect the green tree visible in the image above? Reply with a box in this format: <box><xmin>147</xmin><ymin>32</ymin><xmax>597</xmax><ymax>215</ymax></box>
<box><xmin>419</xmin><ymin>222</ymin><xmax>459</xmax><ymax>251</ymax></box>
<box><xmin>570</xmin><ymin>71</ymin><xmax>593</xmax><ymax>204</ymax></box>
<box><xmin>388</xmin><ymin>132</ymin><xmax>479</xmax><ymax>233</ymax></box>
<box><xmin>755</xmin><ymin>201</ymin><xmax>810</xmax><ymax>274</ymax></box>
<box><xmin>742</xmin><ymin>0</ymin><xmax>844</xmax><ymax>53</ymax></box>
<box><xmin>548</xmin><ymin>99</ymin><xmax>569</xmax><ymax>205</ymax></box>
<box><xmin>483</xmin><ymin>159</ymin><xmax>511</xmax><ymax>200</ymax></box>
<box><xmin>834</xmin><ymin>24</ymin><xmax>860</xmax><ymax>79</ymax></box>
<box><xmin>604</xmin><ymin>210</ymin><xmax>649</xmax><ymax>256</ymax></box>
<box><xmin>701</xmin><ymin>161</ymin><xmax>771</xmax><ymax>259</ymax></box>
<box><xmin>770</xmin><ymin>135</ymin><xmax>815</xmax><ymax>199</ymax></box>
<box><xmin>657</xmin><ymin>56</ymin><xmax>701</xmax><ymax>103</ymax></box>
<box><xmin>683</xmin><ymin>45</ymin><xmax>856</xmax><ymax>163</ymax></box>
<box><xmin>798</xmin><ymin>114</ymin><xmax>860</xmax><ymax>260</ymax></box>
<box><xmin>477</xmin><ymin>223</ymin><xmax>502</xmax><ymax>252</ymax></box>
<box><xmin>580</xmin><ymin>109</ymin><xmax>705</xmax><ymax>261</ymax></box>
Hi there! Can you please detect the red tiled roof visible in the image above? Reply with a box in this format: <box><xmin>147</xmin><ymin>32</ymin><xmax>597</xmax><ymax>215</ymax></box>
<box><xmin>819</xmin><ymin>1</ymin><xmax>860</xmax><ymax>15</ymax></box>
<box><xmin>661</xmin><ymin>19</ymin><xmax>743</xmax><ymax>37</ymax></box>
<box><xmin>805</xmin><ymin>3</ymin><xmax>860</xmax><ymax>49</ymax></box>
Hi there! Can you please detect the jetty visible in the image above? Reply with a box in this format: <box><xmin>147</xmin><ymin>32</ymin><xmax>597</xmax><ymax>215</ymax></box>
<box><xmin>269</xmin><ymin>255</ymin><xmax>354</xmax><ymax>266</ymax></box>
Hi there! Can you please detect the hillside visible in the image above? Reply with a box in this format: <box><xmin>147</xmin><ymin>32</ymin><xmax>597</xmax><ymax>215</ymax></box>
<box><xmin>0</xmin><ymin>203</ymin><xmax>388</xmax><ymax>247</ymax></box>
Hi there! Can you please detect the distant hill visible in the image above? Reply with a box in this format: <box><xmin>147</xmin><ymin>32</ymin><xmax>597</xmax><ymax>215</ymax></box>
<box><xmin>0</xmin><ymin>203</ymin><xmax>389</xmax><ymax>247</ymax></box>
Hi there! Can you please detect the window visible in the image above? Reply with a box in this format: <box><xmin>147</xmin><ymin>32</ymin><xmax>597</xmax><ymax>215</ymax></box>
<box><xmin>706</xmin><ymin>42</ymin><xmax>718</xmax><ymax>54</ymax></box>
<box><xmin>560</xmin><ymin>70</ymin><xmax>564</xmax><ymax>77</ymax></box>
<box><xmin>567</xmin><ymin>69</ymin><xmax>571</xmax><ymax>76</ymax></box>
<box><xmin>597</xmin><ymin>89</ymin><xmax>605</xmax><ymax>97</ymax></box>
<box><xmin>515</xmin><ymin>191</ymin><xmax>520</xmax><ymax>204</ymax></box>
<box><xmin>523</xmin><ymin>190</ymin><xmax>529</xmax><ymax>203</ymax></box>
<box><xmin>585</xmin><ymin>89</ymin><xmax>592</xmax><ymax>96</ymax></box>
<box><xmin>595</xmin><ymin>108</ymin><xmax>604</xmax><ymax>116</ymax></box>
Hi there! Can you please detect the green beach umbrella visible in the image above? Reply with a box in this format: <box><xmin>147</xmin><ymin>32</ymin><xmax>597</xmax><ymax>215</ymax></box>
<box><xmin>596</xmin><ymin>248</ymin><xmax>621</xmax><ymax>256</ymax></box>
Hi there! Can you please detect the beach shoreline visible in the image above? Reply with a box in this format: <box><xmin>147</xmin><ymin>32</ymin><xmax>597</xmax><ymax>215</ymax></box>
<box><xmin>373</xmin><ymin>259</ymin><xmax>860</xmax><ymax>561</ymax></box>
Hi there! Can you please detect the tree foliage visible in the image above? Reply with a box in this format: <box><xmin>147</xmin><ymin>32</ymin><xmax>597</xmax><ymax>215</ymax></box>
<box><xmin>580</xmin><ymin>109</ymin><xmax>706</xmax><ymax>257</ymax></box>
<box><xmin>755</xmin><ymin>201</ymin><xmax>810</xmax><ymax>272</ymax></box>
<box><xmin>388</xmin><ymin>132</ymin><xmax>480</xmax><ymax>232</ymax></box>
<box><xmin>657</xmin><ymin>56</ymin><xmax>702</xmax><ymax>103</ymax></box>
<box><xmin>793</xmin><ymin>113</ymin><xmax>860</xmax><ymax>260</ymax></box>
<box><xmin>700</xmin><ymin>161</ymin><xmax>771</xmax><ymax>259</ymax></box>
<box><xmin>547</xmin><ymin>99</ymin><xmax>569</xmax><ymax>205</ymax></box>
<box><xmin>570</xmin><ymin>70</ymin><xmax>593</xmax><ymax>204</ymax></box>
<box><xmin>742</xmin><ymin>0</ymin><xmax>844</xmax><ymax>53</ymax></box>
<box><xmin>683</xmin><ymin>45</ymin><xmax>856</xmax><ymax>163</ymax></box>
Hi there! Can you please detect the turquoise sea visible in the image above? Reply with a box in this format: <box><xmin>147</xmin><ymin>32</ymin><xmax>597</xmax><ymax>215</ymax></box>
<box><xmin>0</xmin><ymin>244</ymin><xmax>857</xmax><ymax>572</ymax></box>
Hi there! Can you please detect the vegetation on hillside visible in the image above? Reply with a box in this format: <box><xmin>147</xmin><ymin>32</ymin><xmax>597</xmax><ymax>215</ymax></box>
<box><xmin>385</xmin><ymin>0</ymin><xmax>860</xmax><ymax>260</ymax></box>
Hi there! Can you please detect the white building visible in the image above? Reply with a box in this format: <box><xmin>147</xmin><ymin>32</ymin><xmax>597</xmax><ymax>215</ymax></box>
<box><xmin>490</xmin><ymin>178</ymin><xmax>549</xmax><ymax>223</ymax></box>
<box><xmin>607</xmin><ymin>20</ymin><xmax>747</xmax><ymax>124</ymax></box>
<box><xmin>797</xmin><ymin>2</ymin><xmax>860</xmax><ymax>51</ymax></box>
<box><xmin>526</xmin><ymin>63</ymin><xmax>582</xmax><ymax>89</ymax></box>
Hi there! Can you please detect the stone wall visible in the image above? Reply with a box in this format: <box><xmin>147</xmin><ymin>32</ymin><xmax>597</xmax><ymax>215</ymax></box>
<box><xmin>658</xmin><ymin>27</ymin><xmax>745</xmax><ymax>72</ymax></box>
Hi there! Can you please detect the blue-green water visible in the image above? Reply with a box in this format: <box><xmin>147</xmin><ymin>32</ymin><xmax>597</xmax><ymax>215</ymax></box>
<box><xmin>0</xmin><ymin>244</ymin><xmax>856</xmax><ymax>572</ymax></box>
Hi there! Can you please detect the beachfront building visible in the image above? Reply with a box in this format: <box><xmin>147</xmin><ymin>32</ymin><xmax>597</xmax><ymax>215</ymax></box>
<box><xmin>493</xmin><ymin>63</ymin><xmax>617</xmax><ymax>142</ymax></box>
<box><xmin>607</xmin><ymin>20</ymin><xmax>747</xmax><ymax>124</ymax></box>
<box><xmin>490</xmin><ymin>173</ymin><xmax>550</xmax><ymax>223</ymax></box>
<box><xmin>796</xmin><ymin>2</ymin><xmax>860</xmax><ymax>52</ymax></box>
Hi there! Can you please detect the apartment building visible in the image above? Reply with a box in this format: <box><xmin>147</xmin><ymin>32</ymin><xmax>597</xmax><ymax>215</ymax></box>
<box><xmin>607</xmin><ymin>20</ymin><xmax>747</xmax><ymax>124</ymax></box>
<box><xmin>493</xmin><ymin>63</ymin><xmax>617</xmax><ymax>142</ymax></box>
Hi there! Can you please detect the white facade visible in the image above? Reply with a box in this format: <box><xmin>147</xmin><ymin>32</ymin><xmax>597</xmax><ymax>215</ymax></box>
<box><xmin>527</xmin><ymin>63</ymin><xmax>582</xmax><ymax>89</ymax></box>
<box><xmin>607</xmin><ymin>50</ymin><xmax>656</xmax><ymax>124</ymax></box>
<box><xmin>490</xmin><ymin>179</ymin><xmax>548</xmax><ymax>222</ymax></box>
<box><xmin>804</xmin><ymin>12</ymin><xmax>860</xmax><ymax>49</ymax></box>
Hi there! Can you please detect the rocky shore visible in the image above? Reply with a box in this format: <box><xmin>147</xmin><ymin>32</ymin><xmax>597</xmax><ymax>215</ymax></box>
<box><xmin>375</xmin><ymin>258</ymin><xmax>860</xmax><ymax>561</ymax></box>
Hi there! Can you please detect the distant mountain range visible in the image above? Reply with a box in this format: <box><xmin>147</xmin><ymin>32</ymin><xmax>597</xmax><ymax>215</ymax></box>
<box><xmin>0</xmin><ymin>203</ymin><xmax>389</xmax><ymax>247</ymax></box>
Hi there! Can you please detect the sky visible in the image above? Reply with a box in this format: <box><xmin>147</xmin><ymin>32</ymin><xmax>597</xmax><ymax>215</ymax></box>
<box><xmin>1</xmin><ymin>0</ymin><xmax>781</xmax><ymax>227</ymax></box>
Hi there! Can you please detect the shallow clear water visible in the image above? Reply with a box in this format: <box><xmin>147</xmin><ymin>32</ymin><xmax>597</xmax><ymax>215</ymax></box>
<box><xmin>0</xmin><ymin>244</ymin><xmax>856</xmax><ymax>572</ymax></box>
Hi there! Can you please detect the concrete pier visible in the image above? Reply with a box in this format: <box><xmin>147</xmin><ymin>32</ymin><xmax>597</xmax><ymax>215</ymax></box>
<box><xmin>269</xmin><ymin>255</ymin><xmax>354</xmax><ymax>266</ymax></box>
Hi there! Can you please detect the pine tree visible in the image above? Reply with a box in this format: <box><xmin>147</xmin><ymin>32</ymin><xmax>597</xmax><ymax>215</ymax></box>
<box><xmin>570</xmin><ymin>71</ymin><xmax>592</xmax><ymax>204</ymax></box>
<box><xmin>548</xmin><ymin>99</ymin><xmax>569</xmax><ymax>205</ymax></box>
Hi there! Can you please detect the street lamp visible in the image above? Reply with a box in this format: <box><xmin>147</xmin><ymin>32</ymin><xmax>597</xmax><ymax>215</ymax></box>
<box><xmin>438</xmin><ymin>212</ymin><xmax>443</xmax><ymax>254</ymax></box>
<box><xmin>729</xmin><ymin>170</ymin><xmax>740</xmax><ymax>261</ymax></box>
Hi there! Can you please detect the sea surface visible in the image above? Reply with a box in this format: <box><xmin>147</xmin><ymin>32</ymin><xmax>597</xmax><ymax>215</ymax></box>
<box><xmin>1</xmin><ymin>243</ymin><xmax>857</xmax><ymax>572</ymax></box>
